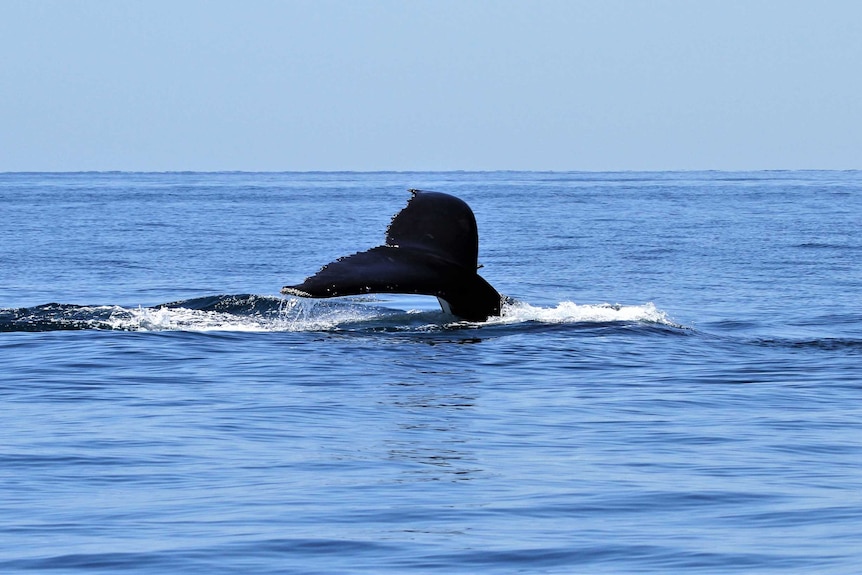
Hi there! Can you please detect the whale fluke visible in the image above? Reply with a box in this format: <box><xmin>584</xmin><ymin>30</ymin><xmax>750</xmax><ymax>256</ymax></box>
<box><xmin>281</xmin><ymin>190</ymin><xmax>502</xmax><ymax>321</ymax></box>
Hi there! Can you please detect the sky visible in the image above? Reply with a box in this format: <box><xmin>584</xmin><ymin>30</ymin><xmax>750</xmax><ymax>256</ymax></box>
<box><xmin>2</xmin><ymin>0</ymin><xmax>861</xmax><ymax>171</ymax></box>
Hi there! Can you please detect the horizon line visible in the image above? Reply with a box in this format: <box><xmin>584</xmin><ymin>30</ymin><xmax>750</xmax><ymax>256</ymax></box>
<box><xmin>2</xmin><ymin>168</ymin><xmax>860</xmax><ymax>175</ymax></box>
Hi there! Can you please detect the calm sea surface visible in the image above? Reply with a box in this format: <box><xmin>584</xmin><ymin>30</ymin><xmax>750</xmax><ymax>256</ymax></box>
<box><xmin>1</xmin><ymin>171</ymin><xmax>861</xmax><ymax>573</ymax></box>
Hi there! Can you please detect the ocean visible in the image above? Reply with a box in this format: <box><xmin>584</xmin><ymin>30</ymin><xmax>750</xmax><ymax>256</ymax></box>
<box><xmin>1</xmin><ymin>171</ymin><xmax>861</xmax><ymax>573</ymax></box>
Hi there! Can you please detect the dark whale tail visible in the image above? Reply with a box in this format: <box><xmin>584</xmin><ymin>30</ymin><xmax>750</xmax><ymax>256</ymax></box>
<box><xmin>281</xmin><ymin>190</ymin><xmax>502</xmax><ymax>321</ymax></box>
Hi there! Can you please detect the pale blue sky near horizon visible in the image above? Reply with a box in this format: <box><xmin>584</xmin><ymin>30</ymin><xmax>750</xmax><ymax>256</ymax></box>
<box><xmin>2</xmin><ymin>0</ymin><xmax>861</xmax><ymax>172</ymax></box>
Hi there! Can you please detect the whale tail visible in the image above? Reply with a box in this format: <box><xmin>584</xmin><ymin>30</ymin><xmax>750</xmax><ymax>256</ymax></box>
<box><xmin>281</xmin><ymin>190</ymin><xmax>502</xmax><ymax>321</ymax></box>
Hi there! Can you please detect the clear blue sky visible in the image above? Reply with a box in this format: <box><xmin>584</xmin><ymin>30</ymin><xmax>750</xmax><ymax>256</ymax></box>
<box><xmin>2</xmin><ymin>0</ymin><xmax>860</xmax><ymax>171</ymax></box>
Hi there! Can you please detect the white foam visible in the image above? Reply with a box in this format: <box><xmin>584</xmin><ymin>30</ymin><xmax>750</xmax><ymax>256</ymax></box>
<box><xmin>92</xmin><ymin>299</ymin><xmax>676</xmax><ymax>333</ymax></box>
<box><xmin>491</xmin><ymin>300</ymin><xmax>675</xmax><ymax>326</ymax></box>
<box><xmin>105</xmin><ymin>306</ymin><xmax>275</xmax><ymax>332</ymax></box>
<box><xmin>101</xmin><ymin>299</ymin><xmax>384</xmax><ymax>332</ymax></box>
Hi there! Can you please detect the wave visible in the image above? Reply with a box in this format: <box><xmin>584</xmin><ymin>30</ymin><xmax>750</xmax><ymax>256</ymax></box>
<box><xmin>0</xmin><ymin>295</ymin><xmax>677</xmax><ymax>334</ymax></box>
<box><xmin>751</xmin><ymin>336</ymin><xmax>862</xmax><ymax>352</ymax></box>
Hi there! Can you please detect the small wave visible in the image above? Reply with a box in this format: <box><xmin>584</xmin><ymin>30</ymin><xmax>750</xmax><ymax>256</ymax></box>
<box><xmin>752</xmin><ymin>336</ymin><xmax>862</xmax><ymax>352</ymax></box>
<box><xmin>0</xmin><ymin>296</ymin><xmax>677</xmax><ymax>333</ymax></box>
<box><xmin>0</xmin><ymin>296</ymin><xmax>416</xmax><ymax>333</ymax></box>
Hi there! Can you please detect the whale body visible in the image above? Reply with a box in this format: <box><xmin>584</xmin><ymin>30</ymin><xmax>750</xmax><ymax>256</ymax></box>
<box><xmin>281</xmin><ymin>190</ymin><xmax>503</xmax><ymax>321</ymax></box>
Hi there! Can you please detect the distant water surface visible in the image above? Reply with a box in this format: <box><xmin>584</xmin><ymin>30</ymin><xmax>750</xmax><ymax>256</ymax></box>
<box><xmin>1</xmin><ymin>171</ymin><xmax>861</xmax><ymax>573</ymax></box>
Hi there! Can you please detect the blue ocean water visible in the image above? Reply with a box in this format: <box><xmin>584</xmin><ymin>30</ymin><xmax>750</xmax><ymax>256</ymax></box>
<box><xmin>1</xmin><ymin>171</ymin><xmax>861</xmax><ymax>574</ymax></box>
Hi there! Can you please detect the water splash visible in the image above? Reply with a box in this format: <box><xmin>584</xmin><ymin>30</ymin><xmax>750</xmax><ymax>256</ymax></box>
<box><xmin>494</xmin><ymin>300</ymin><xmax>676</xmax><ymax>326</ymax></box>
<box><xmin>105</xmin><ymin>297</ymin><xmax>387</xmax><ymax>332</ymax></box>
<box><xmin>1</xmin><ymin>296</ymin><xmax>677</xmax><ymax>333</ymax></box>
